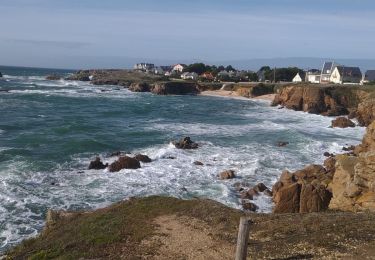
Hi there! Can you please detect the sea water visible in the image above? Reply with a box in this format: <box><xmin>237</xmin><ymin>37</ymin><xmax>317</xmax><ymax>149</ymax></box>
<box><xmin>0</xmin><ymin>66</ymin><xmax>365</xmax><ymax>252</ymax></box>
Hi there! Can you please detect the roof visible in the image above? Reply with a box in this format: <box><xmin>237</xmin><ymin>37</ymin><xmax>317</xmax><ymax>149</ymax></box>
<box><xmin>321</xmin><ymin>61</ymin><xmax>339</xmax><ymax>74</ymax></box>
<box><xmin>335</xmin><ymin>66</ymin><xmax>362</xmax><ymax>78</ymax></box>
<box><xmin>307</xmin><ymin>69</ymin><xmax>321</xmax><ymax>74</ymax></box>
<box><xmin>364</xmin><ymin>70</ymin><xmax>375</xmax><ymax>81</ymax></box>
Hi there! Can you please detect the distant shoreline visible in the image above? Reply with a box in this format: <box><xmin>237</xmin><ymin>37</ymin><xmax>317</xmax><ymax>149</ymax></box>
<box><xmin>200</xmin><ymin>90</ymin><xmax>276</xmax><ymax>101</ymax></box>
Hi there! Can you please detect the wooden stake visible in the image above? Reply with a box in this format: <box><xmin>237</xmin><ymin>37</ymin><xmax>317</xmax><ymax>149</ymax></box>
<box><xmin>235</xmin><ymin>217</ymin><xmax>251</xmax><ymax>260</ymax></box>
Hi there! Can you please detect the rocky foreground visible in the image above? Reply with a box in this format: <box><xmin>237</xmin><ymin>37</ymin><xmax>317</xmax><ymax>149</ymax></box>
<box><xmin>6</xmin><ymin>196</ymin><xmax>375</xmax><ymax>259</ymax></box>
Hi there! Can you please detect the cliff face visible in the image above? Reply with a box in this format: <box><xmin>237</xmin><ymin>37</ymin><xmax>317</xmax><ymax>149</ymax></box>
<box><xmin>151</xmin><ymin>82</ymin><xmax>200</xmax><ymax>95</ymax></box>
<box><xmin>272</xmin><ymin>85</ymin><xmax>375</xmax><ymax>126</ymax></box>
<box><xmin>329</xmin><ymin>121</ymin><xmax>375</xmax><ymax>212</ymax></box>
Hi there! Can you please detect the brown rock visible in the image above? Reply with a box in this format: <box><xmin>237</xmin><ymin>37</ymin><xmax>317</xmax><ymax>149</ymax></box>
<box><xmin>134</xmin><ymin>154</ymin><xmax>152</xmax><ymax>163</ymax></box>
<box><xmin>323</xmin><ymin>157</ymin><xmax>336</xmax><ymax>173</ymax></box>
<box><xmin>88</xmin><ymin>157</ymin><xmax>108</xmax><ymax>170</ymax></box>
<box><xmin>109</xmin><ymin>156</ymin><xmax>141</xmax><ymax>172</ymax></box>
<box><xmin>46</xmin><ymin>74</ymin><xmax>61</xmax><ymax>80</ymax></box>
<box><xmin>173</xmin><ymin>137</ymin><xmax>198</xmax><ymax>149</ymax></box>
<box><xmin>194</xmin><ymin>161</ymin><xmax>204</xmax><ymax>166</ymax></box>
<box><xmin>219</xmin><ymin>170</ymin><xmax>236</xmax><ymax>180</ymax></box>
<box><xmin>273</xmin><ymin>183</ymin><xmax>301</xmax><ymax>213</ymax></box>
<box><xmin>277</xmin><ymin>141</ymin><xmax>289</xmax><ymax>147</ymax></box>
<box><xmin>263</xmin><ymin>189</ymin><xmax>273</xmax><ymax>197</ymax></box>
<box><xmin>331</xmin><ymin>117</ymin><xmax>355</xmax><ymax>128</ymax></box>
<box><xmin>242</xmin><ymin>201</ymin><xmax>258</xmax><ymax>212</ymax></box>
<box><xmin>299</xmin><ymin>183</ymin><xmax>332</xmax><ymax>213</ymax></box>
<box><xmin>129</xmin><ymin>82</ymin><xmax>150</xmax><ymax>92</ymax></box>
<box><xmin>254</xmin><ymin>183</ymin><xmax>268</xmax><ymax>193</ymax></box>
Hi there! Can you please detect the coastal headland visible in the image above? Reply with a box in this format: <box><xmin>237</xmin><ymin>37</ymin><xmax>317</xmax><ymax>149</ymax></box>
<box><xmin>4</xmin><ymin>68</ymin><xmax>375</xmax><ymax>259</ymax></box>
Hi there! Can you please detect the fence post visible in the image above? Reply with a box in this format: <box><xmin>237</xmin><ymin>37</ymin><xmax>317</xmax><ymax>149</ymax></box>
<box><xmin>235</xmin><ymin>216</ymin><xmax>251</xmax><ymax>260</ymax></box>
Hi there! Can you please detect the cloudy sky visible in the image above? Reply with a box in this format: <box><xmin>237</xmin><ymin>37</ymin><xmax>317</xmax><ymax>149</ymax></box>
<box><xmin>1</xmin><ymin>0</ymin><xmax>375</xmax><ymax>69</ymax></box>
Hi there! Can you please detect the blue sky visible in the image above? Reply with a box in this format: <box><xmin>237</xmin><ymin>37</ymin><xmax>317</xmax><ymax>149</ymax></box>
<box><xmin>1</xmin><ymin>0</ymin><xmax>375</xmax><ymax>69</ymax></box>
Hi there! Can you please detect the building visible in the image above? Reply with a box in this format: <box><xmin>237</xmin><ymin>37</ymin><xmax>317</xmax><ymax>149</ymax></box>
<box><xmin>134</xmin><ymin>63</ymin><xmax>155</xmax><ymax>71</ymax></box>
<box><xmin>292</xmin><ymin>72</ymin><xmax>306</xmax><ymax>83</ymax></box>
<box><xmin>362</xmin><ymin>70</ymin><xmax>375</xmax><ymax>84</ymax></box>
<box><xmin>200</xmin><ymin>72</ymin><xmax>214</xmax><ymax>81</ymax></box>
<box><xmin>153</xmin><ymin>67</ymin><xmax>165</xmax><ymax>75</ymax></box>
<box><xmin>320</xmin><ymin>61</ymin><xmax>339</xmax><ymax>83</ymax></box>
<box><xmin>172</xmin><ymin>64</ymin><xmax>186</xmax><ymax>72</ymax></box>
<box><xmin>330</xmin><ymin>66</ymin><xmax>362</xmax><ymax>84</ymax></box>
<box><xmin>181</xmin><ymin>72</ymin><xmax>198</xmax><ymax>80</ymax></box>
<box><xmin>305</xmin><ymin>69</ymin><xmax>321</xmax><ymax>83</ymax></box>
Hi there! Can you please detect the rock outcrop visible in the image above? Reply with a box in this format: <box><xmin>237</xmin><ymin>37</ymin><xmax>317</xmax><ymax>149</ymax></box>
<box><xmin>356</xmin><ymin>98</ymin><xmax>375</xmax><ymax>127</ymax></box>
<box><xmin>272</xmin><ymin>164</ymin><xmax>333</xmax><ymax>213</ymax></box>
<box><xmin>331</xmin><ymin>117</ymin><xmax>356</xmax><ymax>128</ymax></box>
<box><xmin>66</xmin><ymin>70</ymin><xmax>91</xmax><ymax>81</ymax></box>
<box><xmin>46</xmin><ymin>74</ymin><xmax>62</xmax><ymax>80</ymax></box>
<box><xmin>88</xmin><ymin>157</ymin><xmax>108</xmax><ymax>170</ymax></box>
<box><xmin>151</xmin><ymin>82</ymin><xmax>200</xmax><ymax>95</ymax></box>
<box><xmin>0</xmin><ymin>71</ymin><xmax>3</xmax><ymax>77</ymax></box>
<box><xmin>129</xmin><ymin>82</ymin><xmax>150</xmax><ymax>92</ymax></box>
<box><xmin>329</xmin><ymin>121</ymin><xmax>375</xmax><ymax>212</ymax></box>
<box><xmin>172</xmin><ymin>137</ymin><xmax>198</xmax><ymax>149</ymax></box>
<box><xmin>109</xmin><ymin>156</ymin><xmax>141</xmax><ymax>172</ymax></box>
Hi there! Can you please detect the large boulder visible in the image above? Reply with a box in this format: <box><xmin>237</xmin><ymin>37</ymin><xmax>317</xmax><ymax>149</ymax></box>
<box><xmin>356</xmin><ymin>99</ymin><xmax>375</xmax><ymax>127</ymax></box>
<box><xmin>66</xmin><ymin>70</ymin><xmax>91</xmax><ymax>81</ymax></box>
<box><xmin>272</xmin><ymin>165</ymin><xmax>333</xmax><ymax>213</ymax></box>
<box><xmin>172</xmin><ymin>137</ymin><xmax>198</xmax><ymax>149</ymax></box>
<box><xmin>0</xmin><ymin>71</ymin><xmax>3</xmax><ymax>78</ymax></box>
<box><xmin>128</xmin><ymin>82</ymin><xmax>150</xmax><ymax>92</ymax></box>
<box><xmin>109</xmin><ymin>156</ymin><xmax>141</xmax><ymax>172</ymax></box>
<box><xmin>151</xmin><ymin>82</ymin><xmax>200</xmax><ymax>95</ymax></box>
<box><xmin>329</xmin><ymin>121</ymin><xmax>375</xmax><ymax>212</ymax></box>
<box><xmin>331</xmin><ymin>117</ymin><xmax>355</xmax><ymax>128</ymax></box>
<box><xmin>219</xmin><ymin>170</ymin><xmax>236</xmax><ymax>180</ymax></box>
<box><xmin>88</xmin><ymin>157</ymin><xmax>108</xmax><ymax>170</ymax></box>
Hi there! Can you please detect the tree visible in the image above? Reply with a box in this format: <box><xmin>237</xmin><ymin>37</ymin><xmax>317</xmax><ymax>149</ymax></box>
<box><xmin>183</xmin><ymin>63</ymin><xmax>207</xmax><ymax>75</ymax></box>
<box><xmin>225</xmin><ymin>65</ymin><xmax>236</xmax><ymax>72</ymax></box>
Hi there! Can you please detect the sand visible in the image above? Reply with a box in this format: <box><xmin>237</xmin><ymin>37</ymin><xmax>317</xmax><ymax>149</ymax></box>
<box><xmin>200</xmin><ymin>90</ymin><xmax>276</xmax><ymax>102</ymax></box>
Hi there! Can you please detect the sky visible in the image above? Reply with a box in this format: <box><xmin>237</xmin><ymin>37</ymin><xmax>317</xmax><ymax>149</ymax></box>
<box><xmin>1</xmin><ymin>0</ymin><xmax>375</xmax><ymax>69</ymax></box>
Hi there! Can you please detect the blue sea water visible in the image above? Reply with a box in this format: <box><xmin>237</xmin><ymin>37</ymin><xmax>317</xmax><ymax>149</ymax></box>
<box><xmin>0</xmin><ymin>66</ymin><xmax>366</xmax><ymax>252</ymax></box>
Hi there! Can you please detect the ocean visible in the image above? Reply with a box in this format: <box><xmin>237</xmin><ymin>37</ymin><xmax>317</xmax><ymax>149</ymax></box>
<box><xmin>0</xmin><ymin>66</ymin><xmax>365</xmax><ymax>252</ymax></box>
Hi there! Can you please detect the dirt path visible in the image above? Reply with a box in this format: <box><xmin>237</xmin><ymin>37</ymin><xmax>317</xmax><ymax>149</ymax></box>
<box><xmin>143</xmin><ymin>215</ymin><xmax>235</xmax><ymax>260</ymax></box>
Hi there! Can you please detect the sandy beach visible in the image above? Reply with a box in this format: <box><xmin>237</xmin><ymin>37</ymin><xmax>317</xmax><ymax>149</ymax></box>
<box><xmin>200</xmin><ymin>90</ymin><xmax>276</xmax><ymax>101</ymax></box>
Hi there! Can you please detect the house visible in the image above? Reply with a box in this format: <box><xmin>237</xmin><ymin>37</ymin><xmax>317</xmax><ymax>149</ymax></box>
<box><xmin>320</xmin><ymin>61</ymin><xmax>339</xmax><ymax>83</ymax></box>
<box><xmin>134</xmin><ymin>63</ymin><xmax>155</xmax><ymax>71</ymax></box>
<box><xmin>330</xmin><ymin>66</ymin><xmax>362</xmax><ymax>84</ymax></box>
<box><xmin>306</xmin><ymin>69</ymin><xmax>321</xmax><ymax>83</ymax></box>
<box><xmin>181</xmin><ymin>72</ymin><xmax>198</xmax><ymax>80</ymax></box>
<box><xmin>172</xmin><ymin>64</ymin><xmax>186</xmax><ymax>72</ymax></box>
<box><xmin>153</xmin><ymin>67</ymin><xmax>164</xmax><ymax>75</ymax></box>
<box><xmin>292</xmin><ymin>72</ymin><xmax>306</xmax><ymax>83</ymax></box>
<box><xmin>362</xmin><ymin>70</ymin><xmax>375</xmax><ymax>84</ymax></box>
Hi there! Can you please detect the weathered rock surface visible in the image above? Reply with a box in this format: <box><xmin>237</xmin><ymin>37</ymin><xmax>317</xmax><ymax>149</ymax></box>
<box><xmin>134</xmin><ymin>154</ymin><xmax>152</xmax><ymax>163</ymax></box>
<box><xmin>151</xmin><ymin>82</ymin><xmax>200</xmax><ymax>95</ymax></box>
<box><xmin>194</xmin><ymin>161</ymin><xmax>204</xmax><ymax>166</ymax></box>
<box><xmin>46</xmin><ymin>74</ymin><xmax>62</xmax><ymax>80</ymax></box>
<box><xmin>88</xmin><ymin>157</ymin><xmax>108</xmax><ymax>170</ymax></box>
<box><xmin>129</xmin><ymin>82</ymin><xmax>150</xmax><ymax>92</ymax></box>
<box><xmin>109</xmin><ymin>156</ymin><xmax>141</xmax><ymax>172</ymax></box>
<box><xmin>172</xmin><ymin>137</ymin><xmax>198</xmax><ymax>149</ymax></box>
<box><xmin>0</xmin><ymin>71</ymin><xmax>2</xmax><ymax>77</ymax></box>
<box><xmin>357</xmin><ymin>98</ymin><xmax>375</xmax><ymax>127</ymax></box>
<box><xmin>272</xmin><ymin>165</ymin><xmax>333</xmax><ymax>213</ymax></box>
<box><xmin>331</xmin><ymin>117</ymin><xmax>355</xmax><ymax>128</ymax></box>
<box><xmin>329</xmin><ymin>121</ymin><xmax>375</xmax><ymax>212</ymax></box>
<box><xmin>219</xmin><ymin>170</ymin><xmax>236</xmax><ymax>180</ymax></box>
<box><xmin>66</xmin><ymin>70</ymin><xmax>91</xmax><ymax>81</ymax></box>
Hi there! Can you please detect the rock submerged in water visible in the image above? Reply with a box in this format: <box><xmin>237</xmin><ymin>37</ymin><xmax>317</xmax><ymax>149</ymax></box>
<box><xmin>277</xmin><ymin>141</ymin><xmax>289</xmax><ymax>147</ymax></box>
<box><xmin>134</xmin><ymin>154</ymin><xmax>152</xmax><ymax>163</ymax></box>
<box><xmin>88</xmin><ymin>157</ymin><xmax>108</xmax><ymax>170</ymax></box>
<box><xmin>219</xmin><ymin>170</ymin><xmax>236</xmax><ymax>180</ymax></box>
<box><xmin>0</xmin><ymin>71</ymin><xmax>3</xmax><ymax>78</ymax></box>
<box><xmin>172</xmin><ymin>137</ymin><xmax>198</xmax><ymax>149</ymax></box>
<box><xmin>109</xmin><ymin>156</ymin><xmax>141</xmax><ymax>172</ymax></box>
<box><xmin>194</xmin><ymin>161</ymin><xmax>204</xmax><ymax>166</ymax></box>
<box><xmin>331</xmin><ymin>117</ymin><xmax>356</xmax><ymax>128</ymax></box>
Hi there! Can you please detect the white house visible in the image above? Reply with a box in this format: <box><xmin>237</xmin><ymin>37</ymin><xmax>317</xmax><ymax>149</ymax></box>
<box><xmin>320</xmin><ymin>61</ymin><xmax>339</xmax><ymax>83</ymax></box>
<box><xmin>181</xmin><ymin>72</ymin><xmax>198</xmax><ymax>80</ymax></box>
<box><xmin>134</xmin><ymin>63</ymin><xmax>155</xmax><ymax>71</ymax></box>
<box><xmin>330</xmin><ymin>66</ymin><xmax>362</xmax><ymax>84</ymax></box>
<box><xmin>292</xmin><ymin>72</ymin><xmax>305</xmax><ymax>83</ymax></box>
<box><xmin>362</xmin><ymin>70</ymin><xmax>375</xmax><ymax>84</ymax></box>
<box><xmin>305</xmin><ymin>69</ymin><xmax>321</xmax><ymax>84</ymax></box>
<box><xmin>172</xmin><ymin>64</ymin><xmax>186</xmax><ymax>72</ymax></box>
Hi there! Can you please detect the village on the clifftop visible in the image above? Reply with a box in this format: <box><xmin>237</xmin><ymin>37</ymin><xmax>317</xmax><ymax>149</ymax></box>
<box><xmin>133</xmin><ymin>61</ymin><xmax>375</xmax><ymax>85</ymax></box>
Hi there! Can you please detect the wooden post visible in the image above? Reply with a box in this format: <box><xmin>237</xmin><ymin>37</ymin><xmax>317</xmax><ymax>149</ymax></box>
<box><xmin>235</xmin><ymin>217</ymin><xmax>251</xmax><ymax>260</ymax></box>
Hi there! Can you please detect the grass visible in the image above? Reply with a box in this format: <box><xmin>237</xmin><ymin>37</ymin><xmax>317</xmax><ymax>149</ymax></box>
<box><xmin>7</xmin><ymin>196</ymin><xmax>243</xmax><ymax>259</ymax></box>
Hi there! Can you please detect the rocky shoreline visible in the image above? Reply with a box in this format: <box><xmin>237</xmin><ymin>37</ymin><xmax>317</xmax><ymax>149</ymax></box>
<box><xmin>6</xmin><ymin>70</ymin><xmax>375</xmax><ymax>258</ymax></box>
